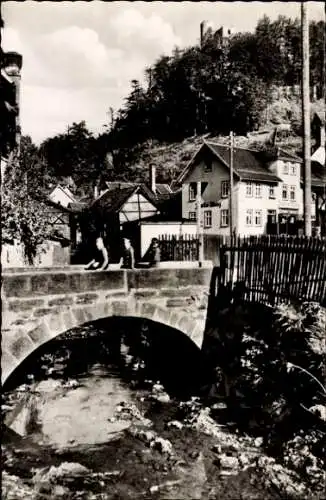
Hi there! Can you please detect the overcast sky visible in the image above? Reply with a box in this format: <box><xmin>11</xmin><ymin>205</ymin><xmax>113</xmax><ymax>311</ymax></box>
<box><xmin>2</xmin><ymin>1</ymin><xmax>324</xmax><ymax>144</ymax></box>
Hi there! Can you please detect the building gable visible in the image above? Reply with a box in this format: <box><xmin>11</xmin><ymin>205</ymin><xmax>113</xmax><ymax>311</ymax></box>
<box><xmin>120</xmin><ymin>191</ymin><xmax>158</xmax><ymax>223</ymax></box>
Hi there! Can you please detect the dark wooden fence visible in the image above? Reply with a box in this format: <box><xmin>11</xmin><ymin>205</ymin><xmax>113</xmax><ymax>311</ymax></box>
<box><xmin>218</xmin><ymin>235</ymin><xmax>326</xmax><ymax>306</ymax></box>
<box><xmin>158</xmin><ymin>234</ymin><xmax>199</xmax><ymax>261</ymax></box>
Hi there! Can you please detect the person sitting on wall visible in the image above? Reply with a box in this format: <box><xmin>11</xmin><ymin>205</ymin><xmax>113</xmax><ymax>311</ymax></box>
<box><xmin>148</xmin><ymin>237</ymin><xmax>161</xmax><ymax>268</ymax></box>
<box><xmin>119</xmin><ymin>238</ymin><xmax>135</xmax><ymax>269</ymax></box>
<box><xmin>84</xmin><ymin>237</ymin><xmax>109</xmax><ymax>271</ymax></box>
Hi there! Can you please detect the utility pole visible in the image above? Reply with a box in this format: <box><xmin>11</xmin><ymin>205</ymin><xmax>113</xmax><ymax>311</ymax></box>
<box><xmin>229</xmin><ymin>131</ymin><xmax>234</xmax><ymax>240</ymax></box>
<box><xmin>301</xmin><ymin>2</ymin><xmax>312</xmax><ymax>236</ymax></box>
<box><xmin>196</xmin><ymin>180</ymin><xmax>204</xmax><ymax>267</ymax></box>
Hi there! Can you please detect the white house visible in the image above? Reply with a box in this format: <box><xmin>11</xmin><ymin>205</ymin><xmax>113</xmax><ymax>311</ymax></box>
<box><xmin>177</xmin><ymin>141</ymin><xmax>316</xmax><ymax>237</ymax></box>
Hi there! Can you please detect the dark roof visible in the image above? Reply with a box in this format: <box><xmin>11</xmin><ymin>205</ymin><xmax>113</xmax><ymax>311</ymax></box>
<box><xmin>277</xmin><ymin>148</ymin><xmax>303</xmax><ymax>163</ymax></box>
<box><xmin>205</xmin><ymin>142</ymin><xmax>281</xmax><ymax>183</ymax></box>
<box><xmin>307</xmin><ymin>163</ymin><xmax>326</xmax><ymax>189</ymax></box>
<box><xmin>103</xmin><ymin>181</ymin><xmax>172</xmax><ymax>196</ymax></box>
<box><xmin>33</xmin><ymin>195</ymin><xmax>74</xmax><ymax>214</ymax></box>
<box><xmin>312</xmin><ymin>110</ymin><xmax>325</xmax><ymax>124</ymax></box>
<box><xmin>91</xmin><ymin>186</ymin><xmax>138</xmax><ymax>213</ymax></box>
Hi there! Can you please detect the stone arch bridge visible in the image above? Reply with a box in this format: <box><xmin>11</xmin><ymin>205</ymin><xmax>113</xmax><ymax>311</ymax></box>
<box><xmin>2</xmin><ymin>267</ymin><xmax>213</xmax><ymax>384</ymax></box>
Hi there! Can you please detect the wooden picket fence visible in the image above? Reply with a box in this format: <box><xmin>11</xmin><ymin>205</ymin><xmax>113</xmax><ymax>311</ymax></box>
<box><xmin>218</xmin><ymin>235</ymin><xmax>326</xmax><ymax>306</ymax></box>
<box><xmin>158</xmin><ymin>234</ymin><xmax>199</xmax><ymax>261</ymax></box>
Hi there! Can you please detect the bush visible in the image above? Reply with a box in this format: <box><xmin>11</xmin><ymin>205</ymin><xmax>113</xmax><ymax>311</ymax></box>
<box><xmin>206</xmin><ymin>300</ymin><xmax>326</xmax><ymax>484</ymax></box>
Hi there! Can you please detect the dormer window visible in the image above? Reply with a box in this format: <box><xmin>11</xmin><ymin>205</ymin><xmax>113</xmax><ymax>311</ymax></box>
<box><xmin>204</xmin><ymin>158</ymin><xmax>212</xmax><ymax>172</ymax></box>
<box><xmin>283</xmin><ymin>162</ymin><xmax>289</xmax><ymax>174</ymax></box>
<box><xmin>221</xmin><ymin>181</ymin><xmax>229</xmax><ymax>198</ymax></box>
<box><xmin>189</xmin><ymin>183</ymin><xmax>196</xmax><ymax>201</ymax></box>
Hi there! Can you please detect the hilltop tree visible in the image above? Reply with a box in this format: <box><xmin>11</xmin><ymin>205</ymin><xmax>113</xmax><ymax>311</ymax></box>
<box><xmin>40</xmin><ymin>122</ymin><xmax>110</xmax><ymax>195</ymax></box>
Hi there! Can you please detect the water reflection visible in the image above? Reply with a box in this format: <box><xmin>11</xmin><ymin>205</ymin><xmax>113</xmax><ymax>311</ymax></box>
<box><xmin>3</xmin><ymin>317</ymin><xmax>210</xmax><ymax>450</ymax></box>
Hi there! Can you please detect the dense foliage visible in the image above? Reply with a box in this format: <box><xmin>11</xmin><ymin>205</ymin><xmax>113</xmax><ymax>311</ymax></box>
<box><xmin>34</xmin><ymin>16</ymin><xmax>324</xmax><ymax>183</ymax></box>
<box><xmin>104</xmin><ymin>16</ymin><xmax>324</xmax><ymax>169</ymax></box>
<box><xmin>205</xmin><ymin>300</ymin><xmax>325</xmax><ymax>493</ymax></box>
<box><xmin>2</xmin><ymin>151</ymin><xmax>52</xmax><ymax>264</ymax></box>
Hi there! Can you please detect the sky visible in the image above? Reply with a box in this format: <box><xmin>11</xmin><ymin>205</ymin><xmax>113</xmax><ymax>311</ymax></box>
<box><xmin>1</xmin><ymin>1</ymin><xmax>325</xmax><ymax>145</ymax></box>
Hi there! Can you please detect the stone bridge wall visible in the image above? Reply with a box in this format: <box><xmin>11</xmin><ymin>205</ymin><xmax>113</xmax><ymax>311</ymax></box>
<box><xmin>1</xmin><ymin>268</ymin><xmax>212</xmax><ymax>384</ymax></box>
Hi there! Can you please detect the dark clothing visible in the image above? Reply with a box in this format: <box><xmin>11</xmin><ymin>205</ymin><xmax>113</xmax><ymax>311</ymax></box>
<box><xmin>150</xmin><ymin>245</ymin><xmax>160</xmax><ymax>267</ymax></box>
<box><xmin>89</xmin><ymin>247</ymin><xmax>109</xmax><ymax>270</ymax></box>
<box><xmin>121</xmin><ymin>247</ymin><xmax>133</xmax><ymax>269</ymax></box>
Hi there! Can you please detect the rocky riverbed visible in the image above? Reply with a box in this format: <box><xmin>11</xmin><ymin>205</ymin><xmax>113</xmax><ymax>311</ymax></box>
<box><xmin>2</xmin><ymin>318</ymin><xmax>323</xmax><ymax>499</ymax></box>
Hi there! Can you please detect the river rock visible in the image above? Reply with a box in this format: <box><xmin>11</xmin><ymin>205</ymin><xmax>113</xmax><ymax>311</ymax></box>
<box><xmin>254</xmin><ymin>437</ymin><xmax>264</xmax><ymax>447</ymax></box>
<box><xmin>219</xmin><ymin>455</ymin><xmax>240</xmax><ymax>470</ymax></box>
<box><xmin>167</xmin><ymin>420</ymin><xmax>183</xmax><ymax>430</ymax></box>
<box><xmin>150</xmin><ymin>437</ymin><xmax>173</xmax><ymax>455</ymax></box>
<box><xmin>309</xmin><ymin>404</ymin><xmax>326</xmax><ymax>421</ymax></box>
<box><xmin>33</xmin><ymin>462</ymin><xmax>89</xmax><ymax>485</ymax></box>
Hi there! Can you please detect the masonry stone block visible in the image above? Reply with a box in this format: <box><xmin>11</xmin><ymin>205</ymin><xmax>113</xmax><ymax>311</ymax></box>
<box><xmin>83</xmin><ymin>270</ymin><xmax>126</xmax><ymax>292</ymax></box>
<box><xmin>48</xmin><ymin>296</ymin><xmax>74</xmax><ymax>307</ymax></box>
<box><xmin>189</xmin><ymin>323</ymin><xmax>205</xmax><ymax>348</ymax></box>
<box><xmin>111</xmin><ymin>300</ymin><xmax>129</xmax><ymax>317</ymax></box>
<box><xmin>133</xmin><ymin>290</ymin><xmax>158</xmax><ymax>299</ymax></box>
<box><xmin>72</xmin><ymin>307</ymin><xmax>89</xmax><ymax>326</ymax></box>
<box><xmin>140</xmin><ymin>302</ymin><xmax>157</xmax><ymax>319</ymax></box>
<box><xmin>166</xmin><ymin>298</ymin><xmax>191</xmax><ymax>308</ymax></box>
<box><xmin>46</xmin><ymin>313</ymin><xmax>66</xmax><ymax>336</ymax></box>
<box><xmin>177</xmin><ymin>315</ymin><xmax>196</xmax><ymax>336</ymax></box>
<box><xmin>159</xmin><ymin>288</ymin><xmax>190</xmax><ymax>298</ymax></box>
<box><xmin>27</xmin><ymin>322</ymin><xmax>52</xmax><ymax>344</ymax></box>
<box><xmin>153</xmin><ymin>306</ymin><xmax>172</xmax><ymax>326</ymax></box>
<box><xmin>75</xmin><ymin>293</ymin><xmax>99</xmax><ymax>305</ymax></box>
<box><xmin>30</xmin><ymin>273</ymin><xmax>53</xmax><ymax>295</ymax></box>
<box><xmin>8</xmin><ymin>298</ymin><xmax>45</xmax><ymax>312</ymax></box>
<box><xmin>34</xmin><ymin>308</ymin><xmax>55</xmax><ymax>318</ymax></box>
<box><xmin>128</xmin><ymin>269</ymin><xmax>179</xmax><ymax>289</ymax></box>
<box><xmin>46</xmin><ymin>273</ymin><xmax>70</xmax><ymax>295</ymax></box>
<box><xmin>81</xmin><ymin>306</ymin><xmax>97</xmax><ymax>322</ymax></box>
<box><xmin>62</xmin><ymin>310</ymin><xmax>77</xmax><ymax>331</ymax></box>
<box><xmin>1</xmin><ymin>349</ymin><xmax>19</xmax><ymax>384</ymax></box>
<box><xmin>4</xmin><ymin>329</ymin><xmax>35</xmax><ymax>361</ymax></box>
<box><xmin>169</xmin><ymin>311</ymin><xmax>181</xmax><ymax>330</ymax></box>
<box><xmin>91</xmin><ymin>302</ymin><xmax>110</xmax><ymax>321</ymax></box>
<box><xmin>2</xmin><ymin>275</ymin><xmax>32</xmax><ymax>298</ymax></box>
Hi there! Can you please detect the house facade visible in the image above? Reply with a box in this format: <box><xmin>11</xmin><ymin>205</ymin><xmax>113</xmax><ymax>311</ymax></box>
<box><xmin>179</xmin><ymin>141</ymin><xmax>317</xmax><ymax>237</ymax></box>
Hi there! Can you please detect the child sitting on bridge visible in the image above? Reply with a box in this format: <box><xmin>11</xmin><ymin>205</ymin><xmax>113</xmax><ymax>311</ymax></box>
<box><xmin>85</xmin><ymin>237</ymin><xmax>109</xmax><ymax>271</ymax></box>
<box><xmin>119</xmin><ymin>238</ymin><xmax>135</xmax><ymax>269</ymax></box>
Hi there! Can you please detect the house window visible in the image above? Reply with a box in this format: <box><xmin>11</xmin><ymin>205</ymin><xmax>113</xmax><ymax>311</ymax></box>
<box><xmin>267</xmin><ymin>209</ymin><xmax>277</xmax><ymax>224</ymax></box>
<box><xmin>290</xmin><ymin>164</ymin><xmax>296</xmax><ymax>175</ymax></box>
<box><xmin>204</xmin><ymin>210</ymin><xmax>212</xmax><ymax>228</ymax></box>
<box><xmin>204</xmin><ymin>158</ymin><xmax>212</xmax><ymax>172</ymax></box>
<box><xmin>220</xmin><ymin>209</ymin><xmax>229</xmax><ymax>227</ymax></box>
<box><xmin>269</xmin><ymin>186</ymin><xmax>276</xmax><ymax>199</ymax></box>
<box><xmin>255</xmin><ymin>209</ymin><xmax>262</xmax><ymax>226</ymax></box>
<box><xmin>255</xmin><ymin>183</ymin><xmax>262</xmax><ymax>198</ymax></box>
<box><xmin>290</xmin><ymin>185</ymin><xmax>296</xmax><ymax>201</ymax></box>
<box><xmin>221</xmin><ymin>181</ymin><xmax>229</xmax><ymax>198</ymax></box>
<box><xmin>246</xmin><ymin>209</ymin><xmax>253</xmax><ymax>226</ymax></box>
<box><xmin>282</xmin><ymin>185</ymin><xmax>288</xmax><ymax>200</ymax></box>
<box><xmin>189</xmin><ymin>211</ymin><xmax>197</xmax><ymax>221</ymax></box>
<box><xmin>189</xmin><ymin>183</ymin><xmax>196</xmax><ymax>201</ymax></box>
<box><xmin>246</xmin><ymin>182</ymin><xmax>253</xmax><ymax>197</ymax></box>
<box><xmin>283</xmin><ymin>162</ymin><xmax>289</xmax><ymax>174</ymax></box>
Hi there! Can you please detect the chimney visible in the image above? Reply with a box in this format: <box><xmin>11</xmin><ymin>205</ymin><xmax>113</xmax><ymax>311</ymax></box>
<box><xmin>200</xmin><ymin>21</ymin><xmax>206</xmax><ymax>48</ymax></box>
<box><xmin>319</xmin><ymin>120</ymin><xmax>325</xmax><ymax>147</ymax></box>
<box><xmin>149</xmin><ymin>164</ymin><xmax>156</xmax><ymax>194</ymax></box>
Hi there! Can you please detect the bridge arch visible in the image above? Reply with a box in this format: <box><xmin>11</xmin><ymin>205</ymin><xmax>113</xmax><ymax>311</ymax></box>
<box><xmin>2</xmin><ymin>267</ymin><xmax>212</xmax><ymax>385</ymax></box>
<box><xmin>2</xmin><ymin>300</ymin><xmax>205</xmax><ymax>385</ymax></box>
